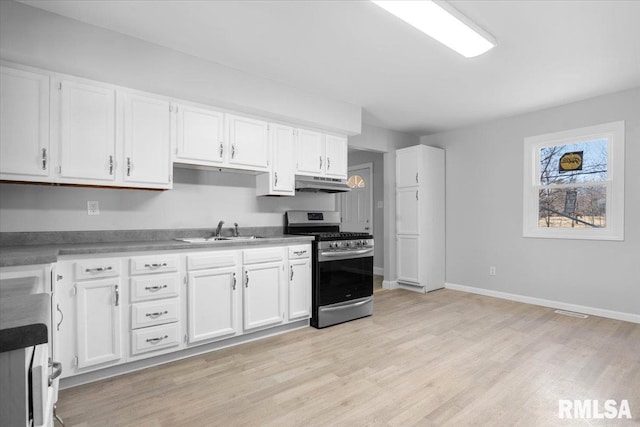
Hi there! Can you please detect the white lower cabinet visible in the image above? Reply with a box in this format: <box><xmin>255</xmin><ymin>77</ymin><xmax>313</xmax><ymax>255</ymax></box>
<box><xmin>55</xmin><ymin>243</ymin><xmax>311</xmax><ymax>380</ymax></box>
<box><xmin>187</xmin><ymin>264</ymin><xmax>240</xmax><ymax>344</ymax></box>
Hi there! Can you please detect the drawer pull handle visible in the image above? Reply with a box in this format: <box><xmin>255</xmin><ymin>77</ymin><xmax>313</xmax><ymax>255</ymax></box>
<box><xmin>145</xmin><ymin>285</ymin><xmax>168</xmax><ymax>292</ymax></box>
<box><xmin>144</xmin><ymin>263</ymin><xmax>168</xmax><ymax>268</ymax></box>
<box><xmin>146</xmin><ymin>335</ymin><xmax>168</xmax><ymax>344</ymax></box>
<box><xmin>85</xmin><ymin>266</ymin><xmax>113</xmax><ymax>272</ymax></box>
<box><xmin>146</xmin><ymin>311</ymin><xmax>168</xmax><ymax>319</ymax></box>
<box><xmin>293</xmin><ymin>250</ymin><xmax>307</xmax><ymax>256</ymax></box>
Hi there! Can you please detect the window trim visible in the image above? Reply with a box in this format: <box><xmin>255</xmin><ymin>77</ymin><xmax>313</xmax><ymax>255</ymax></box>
<box><xmin>523</xmin><ymin>121</ymin><xmax>625</xmax><ymax>240</ymax></box>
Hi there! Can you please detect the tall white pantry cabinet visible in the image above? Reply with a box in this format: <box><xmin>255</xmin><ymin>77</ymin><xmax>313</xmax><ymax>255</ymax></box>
<box><xmin>395</xmin><ymin>145</ymin><xmax>445</xmax><ymax>293</ymax></box>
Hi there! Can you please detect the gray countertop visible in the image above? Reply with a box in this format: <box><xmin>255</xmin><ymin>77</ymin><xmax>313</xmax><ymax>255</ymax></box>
<box><xmin>0</xmin><ymin>234</ymin><xmax>314</xmax><ymax>267</ymax></box>
<box><xmin>0</xmin><ymin>292</ymin><xmax>50</xmax><ymax>352</ymax></box>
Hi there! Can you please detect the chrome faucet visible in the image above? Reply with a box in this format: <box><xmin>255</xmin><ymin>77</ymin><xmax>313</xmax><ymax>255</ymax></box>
<box><xmin>234</xmin><ymin>222</ymin><xmax>239</xmax><ymax>237</ymax></box>
<box><xmin>215</xmin><ymin>220</ymin><xmax>225</xmax><ymax>237</ymax></box>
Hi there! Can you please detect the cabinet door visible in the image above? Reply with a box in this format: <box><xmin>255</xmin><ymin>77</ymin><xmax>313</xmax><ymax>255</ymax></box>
<box><xmin>226</xmin><ymin>114</ymin><xmax>269</xmax><ymax>170</ymax></box>
<box><xmin>122</xmin><ymin>92</ymin><xmax>172</xmax><ymax>188</ymax></box>
<box><xmin>271</xmin><ymin>123</ymin><xmax>295</xmax><ymax>194</ymax></box>
<box><xmin>397</xmin><ymin>235</ymin><xmax>420</xmax><ymax>284</ymax></box>
<box><xmin>324</xmin><ymin>134</ymin><xmax>348</xmax><ymax>179</ymax></box>
<box><xmin>396</xmin><ymin>187</ymin><xmax>420</xmax><ymax>235</ymax></box>
<box><xmin>0</xmin><ymin>66</ymin><xmax>50</xmax><ymax>181</ymax></box>
<box><xmin>396</xmin><ymin>147</ymin><xmax>420</xmax><ymax>188</ymax></box>
<box><xmin>176</xmin><ymin>104</ymin><xmax>225</xmax><ymax>164</ymax></box>
<box><xmin>296</xmin><ymin>129</ymin><xmax>324</xmax><ymax>176</ymax></box>
<box><xmin>288</xmin><ymin>258</ymin><xmax>311</xmax><ymax>321</ymax></box>
<box><xmin>188</xmin><ymin>266</ymin><xmax>239</xmax><ymax>343</ymax></box>
<box><xmin>58</xmin><ymin>80</ymin><xmax>116</xmax><ymax>182</ymax></box>
<box><xmin>76</xmin><ymin>278</ymin><xmax>122</xmax><ymax>369</ymax></box>
<box><xmin>243</xmin><ymin>262</ymin><xmax>284</xmax><ymax>331</ymax></box>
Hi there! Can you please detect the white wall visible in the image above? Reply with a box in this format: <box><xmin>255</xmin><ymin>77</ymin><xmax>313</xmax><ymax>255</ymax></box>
<box><xmin>0</xmin><ymin>168</ymin><xmax>335</xmax><ymax>232</ymax></box>
<box><xmin>0</xmin><ymin>0</ymin><xmax>360</xmax><ymax>135</ymax></box>
<box><xmin>346</xmin><ymin>149</ymin><xmax>384</xmax><ymax>272</ymax></box>
<box><xmin>421</xmin><ymin>87</ymin><xmax>640</xmax><ymax>316</ymax></box>
<box><xmin>349</xmin><ymin>123</ymin><xmax>419</xmax><ymax>283</ymax></box>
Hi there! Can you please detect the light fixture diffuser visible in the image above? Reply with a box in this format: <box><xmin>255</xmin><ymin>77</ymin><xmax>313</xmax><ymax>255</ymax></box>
<box><xmin>371</xmin><ymin>0</ymin><xmax>496</xmax><ymax>58</ymax></box>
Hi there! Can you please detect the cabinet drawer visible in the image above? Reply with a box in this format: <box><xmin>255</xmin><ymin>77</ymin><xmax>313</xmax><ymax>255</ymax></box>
<box><xmin>130</xmin><ymin>274</ymin><xmax>179</xmax><ymax>302</ymax></box>
<box><xmin>131</xmin><ymin>298</ymin><xmax>179</xmax><ymax>329</ymax></box>
<box><xmin>288</xmin><ymin>245</ymin><xmax>311</xmax><ymax>259</ymax></box>
<box><xmin>243</xmin><ymin>247</ymin><xmax>284</xmax><ymax>264</ymax></box>
<box><xmin>187</xmin><ymin>251</ymin><xmax>238</xmax><ymax>271</ymax></box>
<box><xmin>130</xmin><ymin>255</ymin><xmax>179</xmax><ymax>275</ymax></box>
<box><xmin>131</xmin><ymin>323</ymin><xmax>180</xmax><ymax>355</ymax></box>
<box><xmin>74</xmin><ymin>259</ymin><xmax>120</xmax><ymax>280</ymax></box>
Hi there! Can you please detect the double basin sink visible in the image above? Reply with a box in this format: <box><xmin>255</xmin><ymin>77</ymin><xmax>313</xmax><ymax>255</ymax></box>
<box><xmin>175</xmin><ymin>236</ymin><xmax>263</xmax><ymax>244</ymax></box>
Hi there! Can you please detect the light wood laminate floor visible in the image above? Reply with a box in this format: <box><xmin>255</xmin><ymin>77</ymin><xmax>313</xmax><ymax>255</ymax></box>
<box><xmin>57</xmin><ymin>289</ymin><xmax>640</xmax><ymax>426</ymax></box>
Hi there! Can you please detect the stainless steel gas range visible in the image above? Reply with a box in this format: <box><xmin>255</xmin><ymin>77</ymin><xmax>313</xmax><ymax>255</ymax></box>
<box><xmin>285</xmin><ymin>211</ymin><xmax>374</xmax><ymax>328</ymax></box>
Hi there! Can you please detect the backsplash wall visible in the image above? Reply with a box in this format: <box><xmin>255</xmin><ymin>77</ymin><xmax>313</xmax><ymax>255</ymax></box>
<box><xmin>0</xmin><ymin>168</ymin><xmax>335</xmax><ymax>232</ymax></box>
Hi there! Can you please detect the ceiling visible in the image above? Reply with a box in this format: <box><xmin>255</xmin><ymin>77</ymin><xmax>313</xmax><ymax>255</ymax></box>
<box><xmin>20</xmin><ymin>0</ymin><xmax>640</xmax><ymax>136</ymax></box>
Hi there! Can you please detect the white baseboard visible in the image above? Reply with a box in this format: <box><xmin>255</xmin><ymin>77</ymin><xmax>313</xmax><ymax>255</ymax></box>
<box><xmin>374</xmin><ymin>267</ymin><xmax>384</xmax><ymax>276</ymax></box>
<box><xmin>382</xmin><ymin>280</ymin><xmax>398</xmax><ymax>290</ymax></box>
<box><xmin>445</xmin><ymin>282</ymin><xmax>640</xmax><ymax>324</ymax></box>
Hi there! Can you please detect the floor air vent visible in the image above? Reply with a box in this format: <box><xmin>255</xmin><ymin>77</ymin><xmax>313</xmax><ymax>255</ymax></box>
<box><xmin>554</xmin><ymin>309</ymin><xmax>589</xmax><ymax>319</ymax></box>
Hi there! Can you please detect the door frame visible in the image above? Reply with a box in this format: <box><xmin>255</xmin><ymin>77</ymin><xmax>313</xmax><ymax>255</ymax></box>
<box><xmin>337</xmin><ymin>162</ymin><xmax>374</xmax><ymax>237</ymax></box>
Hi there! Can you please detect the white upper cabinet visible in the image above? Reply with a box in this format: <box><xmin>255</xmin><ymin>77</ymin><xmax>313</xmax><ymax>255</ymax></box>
<box><xmin>226</xmin><ymin>114</ymin><xmax>269</xmax><ymax>171</ymax></box>
<box><xmin>256</xmin><ymin>123</ymin><xmax>295</xmax><ymax>196</ymax></box>
<box><xmin>324</xmin><ymin>134</ymin><xmax>348</xmax><ymax>178</ymax></box>
<box><xmin>175</xmin><ymin>103</ymin><xmax>225</xmax><ymax>165</ymax></box>
<box><xmin>296</xmin><ymin>129</ymin><xmax>324</xmax><ymax>176</ymax></box>
<box><xmin>122</xmin><ymin>92</ymin><xmax>173</xmax><ymax>189</ymax></box>
<box><xmin>0</xmin><ymin>66</ymin><xmax>51</xmax><ymax>181</ymax></box>
<box><xmin>295</xmin><ymin>130</ymin><xmax>348</xmax><ymax>179</ymax></box>
<box><xmin>56</xmin><ymin>79</ymin><xmax>117</xmax><ymax>183</ymax></box>
<box><xmin>396</xmin><ymin>148</ymin><xmax>420</xmax><ymax>188</ymax></box>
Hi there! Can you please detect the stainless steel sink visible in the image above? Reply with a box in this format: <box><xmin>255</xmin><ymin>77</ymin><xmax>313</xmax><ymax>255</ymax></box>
<box><xmin>175</xmin><ymin>236</ymin><xmax>263</xmax><ymax>243</ymax></box>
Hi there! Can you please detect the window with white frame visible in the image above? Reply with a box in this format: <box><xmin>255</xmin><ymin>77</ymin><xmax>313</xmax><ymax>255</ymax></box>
<box><xmin>523</xmin><ymin>121</ymin><xmax>625</xmax><ymax>240</ymax></box>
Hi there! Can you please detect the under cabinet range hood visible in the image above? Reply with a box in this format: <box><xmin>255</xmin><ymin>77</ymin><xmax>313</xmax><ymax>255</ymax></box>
<box><xmin>295</xmin><ymin>176</ymin><xmax>351</xmax><ymax>193</ymax></box>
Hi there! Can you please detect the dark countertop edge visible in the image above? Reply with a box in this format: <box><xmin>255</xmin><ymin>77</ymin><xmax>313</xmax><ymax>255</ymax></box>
<box><xmin>0</xmin><ymin>324</ymin><xmax>48</xmax><ymax>352</ymax></box>
<box><xmin>0</xmin><ymin>293</ymin><xmax>50</xmax><ymax>353</ymax></box>
<box><xmin>0</xmin><ymin>235</ymin><xmax>315</xmax><ymax>267</ymax></box>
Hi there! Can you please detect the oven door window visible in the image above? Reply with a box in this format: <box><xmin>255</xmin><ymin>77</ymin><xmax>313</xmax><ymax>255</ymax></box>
<box><xmin>317</xmin><ymin>257</ymin><xmax>373</xmax><ymax>306</ymax></box>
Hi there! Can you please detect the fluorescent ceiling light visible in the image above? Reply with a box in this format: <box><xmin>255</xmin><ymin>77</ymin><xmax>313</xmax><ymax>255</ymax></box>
<box><xmin>371</xmin><ymin>0</ymin><xmax>496</xmax><ymax>58</ymax></box>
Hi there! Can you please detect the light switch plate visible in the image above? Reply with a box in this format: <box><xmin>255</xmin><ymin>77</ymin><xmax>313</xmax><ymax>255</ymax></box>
<box><xmin>87</xmin><ymin>201</ymin><xmax>100</xmax><ymax>216</ymax></box>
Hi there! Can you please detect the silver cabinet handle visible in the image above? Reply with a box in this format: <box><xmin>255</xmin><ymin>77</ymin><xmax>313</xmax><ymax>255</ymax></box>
<box><xmin>416</xmin><ymin>190</ymin><xmax>419</xmax><ymax>201</ymax></box>
<box><xmin>293</xmin><ymin>250</ymin><xmax>307</xmax><ymax>256</ymax></box>
<box><xmin>219</xmin><ymin>142</ymin><xmax>224</xmax><ymax>158</ymax></box>
<box><xmin>126</xmin><ymin>157</ymin><xmax>132</xmax><ymax>176</ymax></box>
<box><xmin>41</xmin><ymin>148</ymin><xmax>47</xmax><ymax>170</ymax></box>
<box><xmin>327</xmin><ymin>158</ymin><xmax>331</xmax><ymax>170</ymax></box>
<box><xmin>416</xmin><ymin>172</ymin><xmax>419</xmax><ymax>183</ymax></box>
<box><xmin>48</xmin><ymin>359</ymin><xmax>62</xmax><ymax>387</ymax></box>
<box><xmin>274</xmin><ymin>172</ymin><xmax>278</xmax><ymax>186</ymax></box>
<box><xmin>56</xmin><ymin>304</ymin><xmax>63</xmax><ymax>331</ymax></box>
<box><xmin>85</xmin><ymin>266</ymin><xmax>113</xmax><ymax>272</ymax></box>
<box><xmin>108</xmin><ymin>155</ymin><xmax>114</xmax><ymax>175</ymax></box>
<box><xmin>145</xmin><ymin>311</ymin><xmax>168</xmax><ymax>319</ymax></box>
<box><xmin>146</xmin><ymin>335</ymin><xmax>168</xmax><ymax>344</ymax></box>
<box><xmin>231</xmin><ymin>144</ymin><xmax>235</xmax><ymax>159</ymax></box>
<box><xmin>290</xmin><ymin>265</ymin><xmax>294</xmax><ymax>281</ymax></box>
<box><xmin>145</xmin><ymin>285</ymin><xmax>167</xmax><ymax>292</ymax></box>
<box><xmin>245</xmin><ymin>271</ymin><xmax>249</xmax><ymax>288</ymax></box>
<box><xmin>144</xmin><ymin>263</ymin><xmax>168</xmax><ymax>268</ymax></box>
<box><xmin>114</xmin><ymin>285</ymin><xmax>119</xmax><ymax>306</ymax></box>
<box><xmin>232</xmin><ymin>272</ymin><xmax>237</xmax><ymax>290</ymax></box>
<box><xmin>319</xmin><ymin>156</ymin><xmax>323</xmax><ymax>169</ymax></box>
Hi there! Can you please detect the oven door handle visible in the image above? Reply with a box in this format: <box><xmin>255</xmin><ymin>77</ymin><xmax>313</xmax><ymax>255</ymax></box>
<box><xmin>319</xmin><ymin>248</ymin><xmax>374</xmax><ymax>257</ymax></box>
<box><xmin>320</xmin><ymin>297</ymin><xmax>373</xmax><ymax>312</ymax></box>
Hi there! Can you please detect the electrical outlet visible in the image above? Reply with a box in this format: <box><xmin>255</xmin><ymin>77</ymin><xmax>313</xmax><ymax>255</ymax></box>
<box><xmin>489</xmin><ymin>266</ymin><xmax>496</xmax><ymax>276</ymax></box>
<box><xmin>87</xmin><ymin>201</ymin><xmax>100</xmax><ymax>216</ymax></box>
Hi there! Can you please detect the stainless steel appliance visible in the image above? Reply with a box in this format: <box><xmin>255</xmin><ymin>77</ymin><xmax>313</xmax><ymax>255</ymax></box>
<box><xmin>285</xmin><ymin>211</ymin><xmax>374</xmax><ymax>328</ymax></box>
